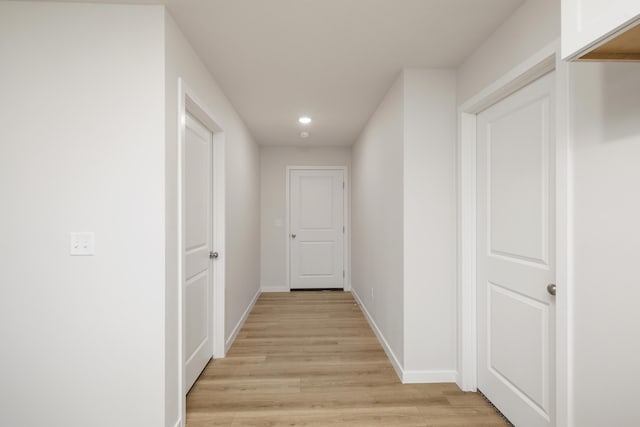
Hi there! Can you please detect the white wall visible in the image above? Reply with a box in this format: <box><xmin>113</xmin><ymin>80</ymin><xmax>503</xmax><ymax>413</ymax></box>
<box><xmin>0</xmin><ymin>4</ymin><xmax>260</xmax><ymax>426</ymax></box>
<box><xmin>402</xmin><ymin>70</ymin><xmax>457</xmax><ymax>378</ymax></box>
<box><xmin>352</xmin><ymin>70</ymin><xmax>458</xmax><ymax>379</ymax></box>
<box><xmin>260</xmin><ymin>146</ymin><xmax>351</xmax><ymax>291</ymax></box>
<box><xmin>570</xmin><ymin>62</ymin><xmax>640</xmax><ymax>426</ymax></box>
<box><xmin>0</xmin><ymin>3</ymin><xmax>166</xmax><ymax>426</ymax></box>
<box><xmin>164</xmin><ymin>11</ymin><xmax>261</xmax><ymax>427</ymax></box>
<box><xmin>352</xmin><ymin>74</ymin><xmax>406</xmax><ymax>365</ymax></box>
<box><xmin>457</xmin><ymin>0</ymin><xmax>560</xmax><ymax>104</ymax></box>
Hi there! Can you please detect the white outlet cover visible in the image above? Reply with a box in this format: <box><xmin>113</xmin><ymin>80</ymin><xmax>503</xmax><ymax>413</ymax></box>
<box><xmin>70</xmin><ymin>232</ymin><xmax>95</xmax><ymax>256</ymax></box>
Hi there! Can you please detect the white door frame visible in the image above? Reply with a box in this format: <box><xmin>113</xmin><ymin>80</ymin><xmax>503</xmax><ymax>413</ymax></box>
<box><xmin>177</xmin><ymin>79</ymin><xmax>226</xmax><ymax>424</ymax></box>
<box><xmin>285</xmin><ymin>166</ymin><xmax>350</xmax><ymax>291</ymax></box>
<box><xmin>457</xmin><ymin>41</ymin><xmax>572</xmax><ymax>426</ymax></box>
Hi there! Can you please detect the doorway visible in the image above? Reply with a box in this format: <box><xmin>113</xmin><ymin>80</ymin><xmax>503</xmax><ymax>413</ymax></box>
<box><xmin>457</xmin><ymin>43</ymin><xmax>571</xmax><ymax>427</ymax></box>
<box><xmin>178</xmin><ymin>82</ymin><xmax>227</xmax><ymax>423</ymax></box>
<box><xmin>287</xmin><ymin>167</ymin><xmax>347</xmax><ymax>290</ymax></box>
<box><xmin>183</xmin><ymin>113</ymin><xmax>215</xmax><ymax>391</ymax></box>
<box><xmin>476</xmin><ymin>71</ymin><xmax>556</xmax><ymax>426</ymax></box>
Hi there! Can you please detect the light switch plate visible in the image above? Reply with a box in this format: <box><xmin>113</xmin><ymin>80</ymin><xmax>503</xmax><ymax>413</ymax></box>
<box><xmin>70</xmin><ymin>232</ymin><xmax>95</xmax><ymax>256</ymax></box>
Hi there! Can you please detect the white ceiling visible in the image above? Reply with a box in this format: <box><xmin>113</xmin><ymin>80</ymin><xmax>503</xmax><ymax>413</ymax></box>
<box><xmin>52</xmin><ymin>0</ymin><xmax>526</xmax><ymax>146</ymax></box>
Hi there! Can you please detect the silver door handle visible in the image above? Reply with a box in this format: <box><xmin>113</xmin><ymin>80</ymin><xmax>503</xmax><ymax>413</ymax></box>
<box><xmin>291</xmin><ymin>233</ymin><xmax>296</xmax><ymax>239</ymax></box>
<box><xmin>547</xmin><ymin>283</ymin><xmax>556</xmax><ymax>296</ymax></box>
<box><xmin>209</xmin><ymin>251</ymin><xmax>219</xmax><ymax>259</ymax></box>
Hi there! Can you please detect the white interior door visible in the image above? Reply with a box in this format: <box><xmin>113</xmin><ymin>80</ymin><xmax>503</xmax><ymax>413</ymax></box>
<box><xmin>184</xmin><ymin>113</ymin><xmax>214</xmax><ymax>392</ymax></box>
<box><xmin>290</xmin><ymin>169</ymin><xmax>344</xmax><ymax>289</ymax></box>
<box><xmin>477</xmin><ymin>72</ymin><xmax>556</xmax><ymax>427</ymax></box>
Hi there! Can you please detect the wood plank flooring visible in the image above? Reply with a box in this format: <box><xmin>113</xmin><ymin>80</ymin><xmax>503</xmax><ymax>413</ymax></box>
<box><xmin>187</xmin><ymin>291</ymin><xmax>508</xmax><ymax>426</ymax></box>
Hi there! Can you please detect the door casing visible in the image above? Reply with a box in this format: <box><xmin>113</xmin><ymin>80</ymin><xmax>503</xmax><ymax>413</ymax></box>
<box><xmin>178</xmin><ymin>79</ymin><xmax>226</xmax><ymax>426</ymax></box>
<box><xmin>285</xmin><ymin>166</ymin><xmax>350</xmax><ymax>291</ymax></box>
<box><xmin>457</xmin><ymin>40</ymin><xmax>572</xmax><ymax>427</ymax></box>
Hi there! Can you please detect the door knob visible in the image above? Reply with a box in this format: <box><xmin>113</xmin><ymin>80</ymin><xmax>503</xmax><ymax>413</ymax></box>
<box><xmin>209</xmin><ymin>251</ymin><xmax>219</xmax><ymax>259</ymax></box>
<box><xmin>547</xmin><ymin>283</ymin><xmax>556</xmax><ymax>296</ymax></box>
<box><xmin>291</xmin><ymin>233</ymin><xmax>296</xmax><ymax>239</ymax></box>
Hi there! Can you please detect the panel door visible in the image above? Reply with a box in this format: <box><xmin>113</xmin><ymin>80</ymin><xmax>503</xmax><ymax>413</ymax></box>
<box><xmin>184</xmin><ymin>113</ymin><xmax>214</xmax><ymax>392</ymax></box>
<box><xmin>477</xmin><ymin>72</ymin><xmax>556</xmax><ymax>427</ymax></box>
<box><xmin>290</xmin><ymin>169</ymin><xmax>344</xmax><ymax>289</ymax></box>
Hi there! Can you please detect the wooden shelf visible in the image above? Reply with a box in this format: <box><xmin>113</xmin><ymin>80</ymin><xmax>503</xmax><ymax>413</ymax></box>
<box><xmin>579</xmin><ymin>22</ymin><xmax>640</xmax><ymax>61</ymax></box>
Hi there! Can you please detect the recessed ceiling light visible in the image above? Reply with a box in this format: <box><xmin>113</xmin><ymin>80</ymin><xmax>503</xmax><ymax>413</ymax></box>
<box><xmin>298</xmin><ymin>116</ymin><xmax>312</xmax><ymax>125</ymax></box>
<box><xmin>300</xmin><ymin>131</ymin><xmax>310</xmax><ymax>138</ymax></box>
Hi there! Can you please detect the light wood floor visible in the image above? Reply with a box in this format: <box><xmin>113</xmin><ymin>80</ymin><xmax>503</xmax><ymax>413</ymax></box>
<box><xmin>187</xmin><ymin>291</ymin><xmax>509</xmax><ymax>426</ymax></box>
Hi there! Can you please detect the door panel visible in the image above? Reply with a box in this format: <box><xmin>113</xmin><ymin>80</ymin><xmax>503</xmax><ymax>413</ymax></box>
<box><xmin>184</xmin><ymin>113</ymin><xmax>213</xmax><ymax>392</ymax></box>
<box><xmin>489</xmin><ymin>100</ymin><xmax>548</xmax><ymax>263</ymax></box>
<box><xmin>299</xmin><ymin>241</ymin><xmax>335</xmax><ymax>275</ymax></box>
<box><xmin>489</xmin><ymin>283</ymin><xmax>549</xmax><ymax>409</ymax></box>
<box><xmin>290</xmin><ymin>170</ymin><xmax>344</xmax><ymax>289</ymax></box>
<box><xmin>299</xmin><ymin>176</ymin><xmax>334</xmax><ymax>229</ymax></box>
<box><xmin>185</xmin><ymin>274</ymin><xmax>208</xmax><ymax>357</ymax></box>
<box><xmin>477</xmin><ymin>72</ymin><xmax>555</xmax><ymax>427</ymax></box>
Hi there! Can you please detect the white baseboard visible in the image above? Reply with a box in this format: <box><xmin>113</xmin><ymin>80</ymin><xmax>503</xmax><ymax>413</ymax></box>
<box><xmin>352</xmin><ymin>288</ymin><xmax>404</xmax><ymax>382</ymax></box>
<box><xmin>352</xmin><ymin>288</ymin><xmax>457</xmax><ymax>385</ymax></box>
<box><xmin>402</xmin><ymin>369</ymin><xmax>458</xmax><ymax>383</ymax></box>
<box><xmin>172</xmin><ymin>418</ymin><xmax>182</xmax><ymax>427</ymax></box>
<box><xmin>225</xmin><ymin>288</ymin><xmax>261</xmax><ymax>353</ymax></box>
<box><xmin>261</xmin><ymin>286</ymin><xmax>290</xmax><ymax>292</ymax></box>
<box><xmin>456</xmin><ymin>371</ymin><xmax>475</xmax><ymax>391</ymax></box>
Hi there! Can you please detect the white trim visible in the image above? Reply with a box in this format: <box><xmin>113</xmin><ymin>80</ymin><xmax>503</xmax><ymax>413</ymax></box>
<box><xmin>211</xmin><ymin>129</ymin><xmax>226</xmax><ymax>359</ymax></box>
<box><xmin>352</xmin><ymin>289</ymin><xmax>404</xmax><ymax>382</ymax></box>
<box><xmin>403</xmin><ymin>370</ymin><xmax>458</xmax><ymax>384</ymax></box>
<box><xmin>457</xmin><ymin>39</ymin><xmax>571</xmax><ymax>426</ymax></box>
<box><xmin>285</xmin><ymin>166</ymin><xmax>350</xmax><ymax>291</ymax></box>
<box><xmin>456</xmin><ymin>111</ymin><xmax>477</xmax><ymax>392</ymax></box>
<box><xmin>554</xmin><ymin>48</ymin><xmax>573</xmax><ymax>427</ymax></box>
<box><xmin>261</xmin><ymin>286</ymin><xmax>290</xmax><ymax>293</ymax></box>
<box><xmin>285</xmin><ymin>168</ymin><xmax>290</xmax><ymax>289</ymax></box>
<box><xmin>176</xmin><ymin>79</ymin><xmax>186</xmax><ymax>427</ymax></box>
<box><xmin>225</xmin><ymin>288</ymin><xmax>261</xmax><ymax>353</ymax></box>
<box><xmin>172</xmin><ymin>419</ymin><xmax>181</xmax><ymax>427</ymax></box>
<box><xmin>459</xmin><ymin>42</ymin><xmax>557</xmax><ymax>113</ymax></box>
<box><xmin>177</xmin><ymin>78</ymin><xmax>227</xmax><ymax>426</ymax></box>
<box><xmin>355</xmin><ymin>288</ymin><xmax>456</xmax><ymax>384</ymax></box>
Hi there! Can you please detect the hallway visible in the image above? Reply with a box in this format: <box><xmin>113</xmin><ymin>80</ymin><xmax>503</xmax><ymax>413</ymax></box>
<box><xmin>186</xmin><ymin>292</ymin><xmax>508</xmax><ymax>426</ymax></box>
